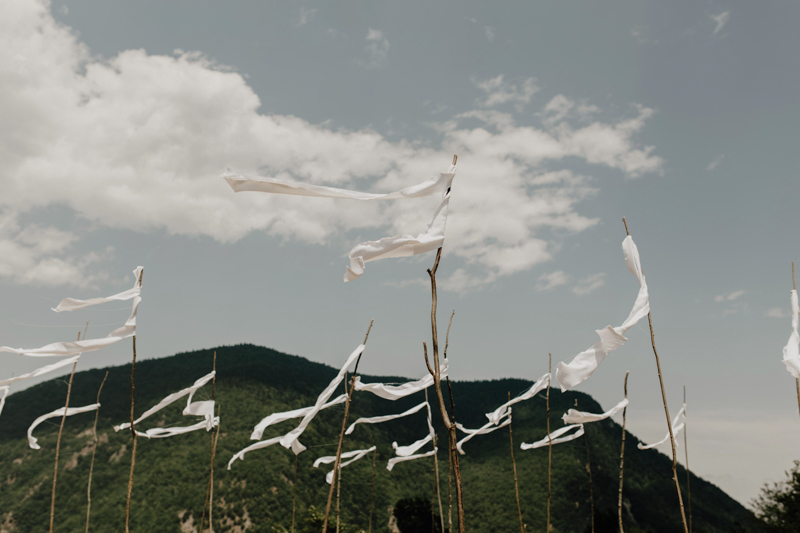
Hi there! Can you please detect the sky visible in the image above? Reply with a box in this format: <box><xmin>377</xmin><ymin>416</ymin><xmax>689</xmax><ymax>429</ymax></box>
<box><xmin>1</xmin><ymin>0</ymin><xmax>799</xmax><ymax>507</ymax></box>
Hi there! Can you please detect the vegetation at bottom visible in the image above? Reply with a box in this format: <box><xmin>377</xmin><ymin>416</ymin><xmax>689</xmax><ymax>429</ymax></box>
<box><xmin>0</xmin><ymin>344</ymin><xmax>759</xmax><ymax>532</ymax></box>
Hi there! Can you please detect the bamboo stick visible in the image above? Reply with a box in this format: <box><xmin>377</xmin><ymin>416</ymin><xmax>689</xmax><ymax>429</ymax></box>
<box><xmin>292</xmin><ymin>454</ymin><xmax>299</xmax><ymax>533</ymax></box>
<box><xmin>618</xmin><ymin>371</ymin><xmax>629</xmax><ymax>533</ymax></box>
<box><xmin>444</xmin><ymin>311</ymin><xmax>455</xmax><ymax>533</ymax></box>
<box><xmin>321</xmin><ymin>319</ymin><xmax>374</xmax><ymax>532</ymax></box>
<box><xmin>508</xmin><ymin>392</ymin><xmax>524</xmax><ymax>533</ymax></box>
<box><xmin>425</xmin><ymin>388</ymin><xmax>445</xmax><ymax>533</ymax></box>
<box><xmin>200</xmin><ymin>352</ymin><xmax>217</xmax><ymax>533</ymax></box>
<box><xmin>335</xmin><ymin>459</ymin><xmax>341</xmax><ymax>533</ymax></box>
<box><xmin>49</xmin><ymin>331</ymin><xmax>80</xmax><ymax>533</ymax></box>
<box><xmin>85</xmin><ymin>370</ymin><xmax>108</xmax><ymax>533</ymax></box>
<box><xmin>125</xmin><ymin>268</ymin><xmax>143</xmax><ymax>533</ymax></box>
<box><xmin>368</xmin><ymin>446</ymin><xmax>376</xmax><ymax>533</ymax></box>
<box><xmin>622</xmin><ymin>218</ymin><xmax>688</xmax><ymax>533</ymax></box>
<box><xmin>546</xmin><ymin>353</ymin><xmax>552</xmax><ymax>533</ymax></box>
<box><xmin>683</xmin><ymin>386</ymin><xmax>692</xmax><ymax>533</ymax></box>
<box><xmin>208</xmin><ymin>405</ymin><xmax>220</xmax><ymax>533</ymax></box>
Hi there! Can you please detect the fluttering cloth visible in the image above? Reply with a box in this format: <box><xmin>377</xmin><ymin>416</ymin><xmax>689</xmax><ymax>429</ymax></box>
<box><xmin>782</xmin><ymin>290</ymin><xmax>800</xmax><ymax>378</ymax></box>
<box><xmin>556</xmin><ymin>236</ymin><xmax>650</xmax><ymax>391</ymax></box>
<box><xmin>520</xmin><ymin>424</ymin><xmax>585</xmax><ymax>450</ymax></box>
<box><xmin>52</xmin><ymin>266</ymin><xmax>143</xmax><ymax>312</ymax></box>
<box><xmin>345</xmin><ymin>401</ymin><xmax>428</xmax><ymax>435</ymax></box>
<box><xmin>314</xmin><ymin>446</ymin><xmax>377</xmax><ymax>484</ymax></box>
<box><xmin>0</xmin><ymin>356</ymin><xmax>81</xmax><ymax>387</ymax></box>
<box><xmin>280</xmin><ymin>344</ymin><xmax>365</xmax><ymax>454</ymax></box>
<box><xmin>0</xmin><ymin>386</ymin><xmax>8</xmax><ymax>418</ymax></box>
<box><xmin>354</xmin><ymin>361</ymin><xmax>447</xmax><ymax>400</ymax></box>
<box><xmin>344</xmin><ymin>173</ymin><xmax>454</xmax><ymax>282</ymax></box>
<box><xmin>386</xmin><ymin>402</ymin><xmax>437</xmax><ymax>469</ymax></box>
<box><xmin>114</xmin><ymin>371</ymin><xmax>217</xmax><ymax>437</ymax></box>
<box><xmin>637</xmin><ymin>405</ymin><xmax>686</xmax><ymax>450</ymax></box>
<box><xmin>562</xmin><ymin>398</ymin><xmax>629</xmax><ymax>424</ymax></box>
<box><xmin>394</xmin><ymin>434</ymin><xmax>433</xmax><ymax>457</ymax></box>
<box><xmin>0</xmin><ymin>267</ymin><xmax>143</xmax><ymax>357</ymax></box>
<box><xmin>387</xmin><ymin>449</ymin><xmax>437</xmax><ymax>471</ymax></box>
<box><xmin>28</xmin><ymin>403</ymin><xmax>100</xmax><ymax>449</ymax></box>
<box><xmin>227</xmin><ymin>435</ymin><xmax>305</xmax><ymax>470</ymax></box>
<box><xmin>250</xmin><ymin>394</ymin><xmax>347</xmax><ymax>440</ymax></box>
<box><xmin>456</xmin><ymin>412</ymin><xmax>511</xmax><ymax>455</ymax></box>
<box><xmin>486</xmin><ymin>373</ymin><xmax>549</xmax><ymax>425</ymax></box>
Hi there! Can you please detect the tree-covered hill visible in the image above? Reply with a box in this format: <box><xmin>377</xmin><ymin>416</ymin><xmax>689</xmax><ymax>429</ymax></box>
<box><xmin>0</xmin><ymin>344</ymin><xmax>756</xmax><ymax>532</ymax></box>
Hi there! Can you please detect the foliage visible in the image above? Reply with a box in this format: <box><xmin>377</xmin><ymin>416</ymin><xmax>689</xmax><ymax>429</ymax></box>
<box><xmin>752</xmin><ymin>460</ymin><xmax>800</xmax><ymax>532</ymax></box>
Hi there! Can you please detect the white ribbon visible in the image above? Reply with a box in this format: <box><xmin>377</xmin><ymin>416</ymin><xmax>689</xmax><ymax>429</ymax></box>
<box><xmin>456</xmin><ymin>413</ymin><xmax>511</xmax><ymax>455</ymax></box>
<box><xmin>354</xmin><ymin>361</ymin><xmax>447</xmax><ymax>400</ymax></box>
<box><xmin>782</xmin><ymin>290</ymin><xmax>800</xmax><ymax>378</ymax></box>
<box><xmin>280</xmin><ymin>344</ymin><xmax>364</xmax><ymax>454</ymax></box>
<box><xmin>387</xmin><ymin>448</ymin><xmax>437</xmax><ymax>471</ymax></box>
<box><xmin>562</xmin><ymin>398</ymin><xmax>629</xmax><ymax>425</ymax></box>
<box><xmin>28</xmin><ymin>403</ymin><xmax>100</xmax><ymax>449</ymax></box>
<box><xmin>638</xmin><ymin>405</ymin><xmax>686</xmax><ymax>450</ymax></box>
<box><xmin>556</xmin><ymin>236</ymin><xmax>650</xmax><ymax>391</ymax></box>
<box><xmin>251</xmin><ymin>394</ymin><xmax>347</xmax><ymax>440</ymax></box>
<box><xmin>314</xmin><ymin>446</ymin><xmax>377</xmax><ymax>484</ymax></box>
<box><xmin>0</xmin><ymin>386</ymin><xmax>8</xmax><ymax>418</ymax></box>
<box><xmin>0</xmin><ymin>356</ymin><xmax>81</xmax><ymax>387</ymax></box>
<box><xmin>224</xmin><ymin>168</ymin><xmax>454</xmax><ymax>201</ymax></box>
<box><xmin>393</xmin><ymin>434</ymin><xmax>433</xmax><ymax>457</ymax></box>
<box><xmin>53</xmin><ymin>267</ymin><xmax>143</xmax><ymax>312</ymax></box>
<box><xmin>114</xmin><ymin>371</ymin><xmax>216</xmax><ymax>433</ymax></box>
<box><xmin>346</xmin><ymin>401</ymin><xmax>427</xmax><ymax>435</ymax></box>
<box><xmin>520</xmin><ymin>424</ymin><xmax>585</xmax><ymax>450</ymax></box>
<box><xmin>135</xmin><ymin>417</ymin><xmax>220</xmax><ymax>439</ymax></box>
<box><xmin>486</xmin><ymin>373</ymin><xmax>549</xmax><ymax>425</ymax></box>
<box><xmin>344</xmin><ymin>170</ymin><xmax>454</xmax><ymax>282</ymax></box>
<box><xmin>227</xmin><ymin>435</ymin><xmax>306</xmax><ymax>470</ymax></box>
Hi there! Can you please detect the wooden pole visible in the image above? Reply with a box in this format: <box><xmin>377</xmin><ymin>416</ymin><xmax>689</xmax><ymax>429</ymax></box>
<box><xmin>321</xmin><ymin>319</ymin><xmax>374</xmax><ymax>532</ymax></box>
<box><xmin>335</xmin><ymin>459</ymin><xmax>342</xmax><ymax>533</ymax></box>
<box><xmin>622</xmin><ymin>218</ymin><xmax>688</xmax><ymax>533</ymax></box>
<box><xmin>546</xmin><ymin>353</ymin><xmax>552</xmax><ymax>533</ymax></box>
<box><xmin>125</xmin><ymin>268</ymin><xmax>143</xmax><ymax>533</ymax></box>
<box><xmin>200</xmin><ymin>352</ymin><xmax>217</xmax><ymax>533</ymax></box>
<box><xmin>618</xmin><ymin>371</ymin><xmax>629</xmax><ymax>533</ymax></box>
<box><xmin>208</xmin><ymin>405</ymin><xmax>220</xmax><ymax>533</ymax></box>
<box><xmin>444</xmin><ymin>311</ymin><xmax>455</xmax><ymax>533</ymax></box>
<box><xmin>50</xmin><ymin>331</ymin><xmax>80</xmax><ymax>533</ymax></box>
<box><xmin>508</xmin><ymin>392</ymin><xmax>524</xmax><ymax>533</ymax></box>
<box><xmin>576</xmin><ymin>399</ymin><xmax>594</xmax><ymax>533</ymax></box>
<box><xmin>85</xmin><ymin>370</ymin><xmax>108</xmax><ymax>533</ymax></box>
<box><xmin>683</xmin><ymin>386</ymin><xmax>692</xmax><ymax>533</ymax></box>
<box><xmin>425</xmin><ymin>388</ymin><xmax>445</xmax><ymax>533</ymax></box>
<box><xmin>368</xmin><ymin>447</ymin><xmax>376</xmax><ymax>533</ymax></box>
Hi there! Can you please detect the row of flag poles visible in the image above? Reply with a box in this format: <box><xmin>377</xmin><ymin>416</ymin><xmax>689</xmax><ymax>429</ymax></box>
<box><xmin>2</xmin><ymin>157</ymin><xmax>798</xmax><ymax>533</ymax></box>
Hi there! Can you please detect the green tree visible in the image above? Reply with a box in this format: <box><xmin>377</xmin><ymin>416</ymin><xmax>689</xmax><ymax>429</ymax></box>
<box><xmin>753</xmin><ymin>460</ymin><xmax>800</xmax><ymax>532</ymax></box>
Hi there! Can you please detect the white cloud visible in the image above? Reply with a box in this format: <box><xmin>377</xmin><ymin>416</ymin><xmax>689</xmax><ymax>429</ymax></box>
<box><xmin>535</xmin><ymin>270</ymin><xmax>568</xmax><ymax>291</ymax></box>
<box><xmin>707</xmin><ymin>154</ymin><xmax>724</xmax><ymax>171</ymax></box>
<box><xmin>542</xmin><ymin>94</ymin><xmax>600</xmax><ymax>126</ymax></box>
<box><xmin>297</xmin><ymin>7</ymin><xmax>317</xmax><ymax>27</ymax></box>
<box><xmin>765</xmin><ymin>307</ymin><xmax>788</xmax><ymax>319</ymax></box>
<box><xmin>715</xmin><ymin>290</ymin><xmax>745</xmax><ymax>303</ymax></box>
<box><xmin>712</xmin><ymin>11</ymin><xmax>730</xmax><ymax>35</ymax></box>
<box><xmin>361</xmin><ymin>28</ymin><xmax>389</xmax><ymax>68</ymax></box>
<box><xmin>0</xmin><ymin>0</ymin><xmax>663</xmax><ymax>290</ymax></box>
<box><xmin>573</xmin><ymin>273</ymin><xmax>606</xmax><ymax>295</ymax></box>
<box><xmin>484</xmin><ymin>27</ymin><xmax>496</xmax><ymax>42</ymax></box>
<box><xmin>474</xmin><ymin>75</ymin><xmax>539</xmax><ymax>108</ymax></box>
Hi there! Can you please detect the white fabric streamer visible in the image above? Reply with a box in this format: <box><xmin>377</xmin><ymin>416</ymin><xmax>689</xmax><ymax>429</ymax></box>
<box><xmin>393</xmin><ymin>434</ymin><xmax>433</xmax><ymax>457</ymax></box>
<box><xmin>224</xmin><ymin>168</ymin><xmax>455</xmax><ymax>201</ymax></box>
<box><xmin>227</xmin><ymin>435</ymin><xmax>305</xmax><ymax>470</ymax></box>
<box><xmin>562</xmin><ymin>398</ymin><xmax>629</xmax><ymax>425</ymax></box>
<box><xmin>280</xmin><ymin>344</ymin><xmax>365</xmax><ymax>453</ymax></box>
<box><xmin>782</xmin><ymin>290</ymin><xmax>800</xmax><ymax>378</ymax></box>
<box><xmin>456</xmin><ymin>414</ymin><xmax>511</xmax><ymax>455</ymax></box>
<box><xmin>28</xmin><ymin>403</ymin><xmax>100</xmax><ymax>449</ymax></box>
<box><xmin>135</xmin><ymin>417</ymin><xmax>220</xmax><ymax>439</ymax></box>
<box><xmin>346</xmin><ymin>401</ymin><xmax>427</xmax><ymax>435</ymax></box>
<box><xmin>251</xmin><ymin>394</ymin><xmax>347</xmax><ymax>440</ymax></box>
<box><xmin>314</xmin><ymin>446</ymin><xmax>377</xmax><ymax>484</ymax></box>
<box><xmin>556</xmin><ymin>236</ymin><xmax>650</xmax><ymax>391</ymax></box>
<box><xmin>486</xmin><ymin>373</ymin><xmax>550</xmax><ymax>425</ymax></box>
<box><xmin>53</xmin><ymin>267</ymin><xmax>143</xmax><ymax>312</ymax></box>
<box><xmin>114</xmin><ymin>371</ymin><xmax>215</xmax><ymax>433</ymax></box>
<box><xmin>354</xmin><ymin>361</ymin><xmax>447</xmax><ymax>400</ymax></box>
<box><xmin>387</xmin><ymin>448</ymin><xmax>437</xmax><ymax>471</ymax></box>
<box><xmin>520</xmin><ymin>424</ymin><xmax>585</xmax><ymax>450</ymax></box>
<box><xmin>0</xmin><ymin>267</ymin><xmax>143</xmax><ymax>358</ymax></box>
<box><xmin>638</xmin><ymin>405</ymin><xmax>686</xmax><ymax>450</ymax></box>
<box><xmin>344</xmin><ymin>171</ymin><xmax>454</xmax><ymax>282</ymax></box>
<box><xmin>0</xmin><ymin>386</ymin><xmax>8</xmax><ymax>418</ymax></box>
<box><xmin>0</xmin><ymin>356</ymin><xmax>81</xmax><ymax>387</ymax></box>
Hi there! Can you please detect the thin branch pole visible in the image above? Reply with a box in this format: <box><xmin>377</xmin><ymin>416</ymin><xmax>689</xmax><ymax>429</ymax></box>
<box><xmin>444</xmin><ymin>310</ymin><xmax>455</xmax><ymax>533</ymax></box>
<box><xmin>623</xmin><ymin>218</ymin><xmax>688</xmax><ymax>533</ymax></box>
<box><xmin>683</xmin><ymin>386</ymin><xmax>692</xmax><ymax>533</ymax></box>
<box><xmin>794</xmin><ymin>262</ymin><xmax>799</xmax><ymax>420</ymax></box>
<box><xmin>200</xmin><ymin>352</ymin><xmax>217</xmax><ymax>533</ymax></box>
<box><xmin>321</xmin><ymin>319</ymin><xmax>374</xmax><ymax>532</ymax></box>
<box><xmin>208</xmin><ymin>405</ymin><xmax>220</xmax><ymax>533</ymax></box>
<box><xmin>508</xmin><ymin>392</ymin><xmax>524</xmax><ymax>533</ymax></box>
<box><xmin>368</xmin><ymin>447</ymin><xmax>376</xmax><ymax>533</ymax></box>
<box><xmin>85</xmin><ymin>370</ymin><xmax>108</xmax><ymax>533</ymax></box>
<box><xmin>577</xmin><ymin>400</ymin><xmax>594</xmax><ymax>533</ymax></box>
<box><xmin>447</xmin><ymin>443</ymin><xmax>453</xmax><ymax>533</ymax></box>
<box><xmin>50</xmin><ymin>331</ymin><xmax>80</xmax><ymax>533</ymax></box>
<box><xmin>546</xmin><ymin>353</ymin><xmax>552</xmax><ymax>533</ymax></box>
<box><xmin>335</xmin><ymin>459</ymin><xmax>342</xmax><ymax>533</ymax></box>
<box><xmin>431</xmin><ymin>456</ymin><xmax>436</xmax><ymax>533</ymax></box>
<box><xmin>618</xmin><ymin>371</ymin><xmax>629</xmax><ymax>533</ymax></box>
<box><xmin>125</xmin><ymin>268</ymin><xmax>143</xmax><ymax>533</ymax></box>
<box><xmin>292</xmin><ymin>455</ymin><xmax>299</xmax><ymax>533</ymax></box>
<box><xmin>425</xmin><ymin>388</ymin><xmax>445</xmax><ymax>533</ymax></box>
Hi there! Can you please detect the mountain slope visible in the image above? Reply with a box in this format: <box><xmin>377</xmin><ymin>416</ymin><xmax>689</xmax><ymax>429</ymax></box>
<box><xmin>0</xmin><ymin>344</ymin><xmax>755</xmax><ymax>532</ymax></box>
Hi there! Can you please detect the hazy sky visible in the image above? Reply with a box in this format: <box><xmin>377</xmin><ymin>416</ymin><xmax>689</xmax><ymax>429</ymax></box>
<box><xmin>2</xmin><ymin>0</ymin><xmax>799</xmax><ymax>506</ymax></box>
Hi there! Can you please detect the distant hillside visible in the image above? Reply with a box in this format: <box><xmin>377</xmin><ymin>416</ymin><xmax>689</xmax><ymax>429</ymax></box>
<box><xmin>0</xmin><ymin>344</ymin><xmax>756</xmax><ymax>532</ymax></box>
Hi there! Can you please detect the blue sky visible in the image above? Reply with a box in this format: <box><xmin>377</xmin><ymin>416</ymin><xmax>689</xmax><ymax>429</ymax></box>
<box><xmin>1</xmin><ymin>0</ymin><xmax>799</xmax><ymax>505</ymax></box>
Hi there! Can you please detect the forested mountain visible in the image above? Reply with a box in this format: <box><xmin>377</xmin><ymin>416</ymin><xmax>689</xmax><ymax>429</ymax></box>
<box><xmin>0</xmin><ymin>345</ymin><xmax>756</xmax><ymax>532</ymax></box>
